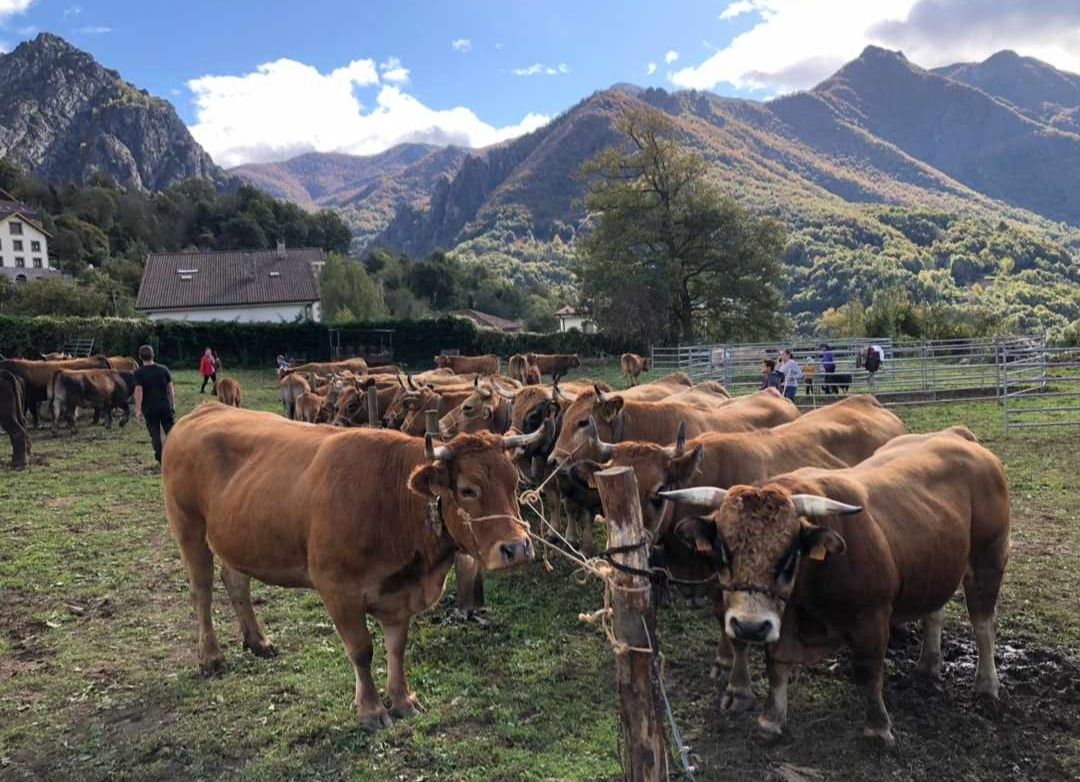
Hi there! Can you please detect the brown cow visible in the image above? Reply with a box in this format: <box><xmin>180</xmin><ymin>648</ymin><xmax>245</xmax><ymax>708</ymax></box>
<box><xmin>0</xmin><ymin>369</ymin><xmax>29</xmax><ymax>469</ymax></box>
<box><xmin>295</xmin><ymin>392</ymin><xmax>326</xmax><ymax>424</ymax></box>
<box><xmin>439</xmin><ymin>380</ymin><xmax>514</xmax><ymax>437</ymax></box>
<box><xmin>0</xmin><ymin>355</ymin><xmax>110</xmax><ymax>426</ymax></box>
<box><xmin>433</xmin><ymin>354</ymin><xmax>500</xmax><ymax>376</ymax></box>
<box><xmin>524</xmin><ymin>362</ymin><xmax>541</xmax><ymax>386</ymax></box>
<box><xmin>335</xmin><ymin>382</ymin><xmax>400</xmax><ymax>427</ymax></box>
<box><xmin>216</xmin><ymin>378</ymin><xmax>243</xmax><ymax>408</ymax></box>
<box><xmin>659</xmin><ymin>427</ymin><xmax>1009</xmax><ymax>746</ymax></box>
<box><xmin>51</xmin><ymin>368</ymin><xmax>135</xmax><ymax>431</ymax></box>
<box><xmin>278</xmin><ymin>374</ymin><xmax>311</xmax><ymax>420</ymax></box>
<box><xmin>41</xmin><ymin>352</ymin><xmax>72</xmax><ymax>360</ymax></box>
<box><xmin>579</xmin><ymin>395</ymin><xmax>905</xmax><ymax>533</ymax></box>
<box><xmin>163</xmin><ymin>404</ymin><xmax>541</xmax><ymax>729</ymax></box>
<box><xmin>508</xmin><ymin>354</ymin><xmax>528</xmax><ymax>384</ymax></box>
<box><xmin>620</xmin><ymin>353</ymin><xmax>650</xmax><ymax>387</ymax></box>
<box><xmin>107</xmin><ymin>356</ymin><xmax>139</xmax><ymax>372</ymax></box>
<box><xmin>525</xmin><ymin>353</ymin><xmax>580</xmax><ymax>383</ymax></box>
<box><xmin>384</xmin><ymin>381</ymin><xmax>476</xmax><ymax>435</ymax></box>
<box><xmin>280</xmin><ymin>357</ymin><xmax>369</xmax><ymax>377</ymax></box>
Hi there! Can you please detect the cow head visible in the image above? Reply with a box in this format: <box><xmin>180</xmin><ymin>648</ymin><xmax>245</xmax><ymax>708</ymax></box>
<box><xmin>439</xmin><ymin>378</ymin><xmax>504</xmax><ymax>437</ymax></box>
<box><xmin>434</xmin><ymin>355</ymin><xmax>450</xmax><ymax>370</ymax></box>
<box><xmin>657</xmin><ymin>485</ymin><xmax>859</xmax><ymax>644</ymax></box>
<box><xmin>408</xmin><ymin>430</ymin><xmax>545</xmax><ymax>570</ymax></box>
<box><xmin>574</xmin><ymin>422</ymin><xmax>702</xmax><ymax>532</ymax></box>
<box><xmin>549</xmin><ymin>388</ymin><xmax>625</xmax><ymax>470</ymax></box>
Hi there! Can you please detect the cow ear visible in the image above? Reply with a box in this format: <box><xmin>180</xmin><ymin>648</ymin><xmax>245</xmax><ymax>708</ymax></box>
<box><xmin>570</xmin><ymin>460</ymin><xmax>605</xmax><ymax>489</ymax></box>
<box><xmin>799</xmin><ymin>520</ymin><xmax>846</xmax><ymax>561</ymax></box>
<box><xmin>667</xmin><ymin>444</ymin><xmax>704</xmax><ymax>484</ymax></box>
<box><xmin>408</xmin><ymin>463</ymin><xmax>450</xmax><ymax>498</ymax></box>
<box><xmin>596</xmin><ymin>394</ymin><xmax>624</xmax><ymax>421</ymax></box>
<box><xmin>673</xmin><ymin>516</ymin><xmax>722</xmax><ymax>559</ymax></box>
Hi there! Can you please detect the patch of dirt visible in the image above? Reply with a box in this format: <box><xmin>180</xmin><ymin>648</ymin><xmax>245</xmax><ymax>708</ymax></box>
<box><xmin>44</xmin><ymin>496</ymin><xmax>76</xmax><ymax>508</ymax></box>
<box><xmin>669</xmin><ymin>628</ymin><xmax>1080</xmax><ymax>781</ymax></box>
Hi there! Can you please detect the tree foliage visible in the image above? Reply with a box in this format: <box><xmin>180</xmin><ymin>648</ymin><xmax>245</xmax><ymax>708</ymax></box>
<box><xmin>319</xmin><ymin>253</ymin><xmax>387</xmax><ymax>323</ymax></box>
<box><xmin>575</xmin><ymin>107</ymin><xmax>786</xmax><ymax>344</ymax></box>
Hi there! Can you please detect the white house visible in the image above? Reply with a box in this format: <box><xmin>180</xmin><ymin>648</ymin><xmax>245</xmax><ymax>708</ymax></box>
<box><xmin>0</xmin><ymin>191</ymin><xmax>54</xmax><ymax>285</ymax></box>
<box><xmin>555</xmin><ymin>305</ymin><xmax>597</xmax><ymax>334</ymax></box>
<box><xmin>136</xmin><ymin>244</ymin><xmax>324</xmax><ymax>322</ymax></box>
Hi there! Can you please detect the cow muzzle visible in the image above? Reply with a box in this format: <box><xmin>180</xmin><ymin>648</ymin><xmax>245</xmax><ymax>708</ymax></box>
<box><xmin>489</xmin><ymin>535</ymin><xmax>534</xmax><ymax>570</ymax></box>
<box><xmin>725</xmin><ymin>608</ymin><xmax>781</xmax><ymax>644</ymax></box>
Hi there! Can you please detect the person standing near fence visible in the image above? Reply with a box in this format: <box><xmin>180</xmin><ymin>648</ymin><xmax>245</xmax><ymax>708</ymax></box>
<box><xmin>865</xmin><ymin>344</ymin><xmax>884</xmax><ymax>391</ymax></box>
<box><xmin>777</xmin><ymin>349</ymin><xmax>802</xmax><ymax>402</ymax></box>
<box><xmin>199</xmin><ymin>347</ymin><xmax>216</xmax><ymax>394</ymax></box>
<box><xmin>133</xmin><ymin>345</ymin><xmax>176</xmax><ymax>466</ymax></box>
<box><xmin>820</xmin><ymin>343</ymin><xmax>836</xmax><ymax>374</ymax></box>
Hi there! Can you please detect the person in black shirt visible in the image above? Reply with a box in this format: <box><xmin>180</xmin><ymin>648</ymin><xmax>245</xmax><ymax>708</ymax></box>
<box><xmin>133</xmin><ymin>344</ymin><xmax>176</xmax><ymax>464</ymax></box>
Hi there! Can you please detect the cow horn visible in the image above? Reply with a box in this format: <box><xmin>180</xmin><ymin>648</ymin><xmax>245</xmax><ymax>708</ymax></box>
<box><xmin>425</xmin><ymin>433</ymin><xmax>453</xmax><ymax>462</ymax></box>
<box><xmin>502</xmin><ymin>419</ymin><xmax>549</xmax><ymax>450</ymax></box>
<box><xmin>675</xmin><ymin>421</ymin><xmax>686</xmax><ymax>454</ymax></box>
<box><xmin>407</xmin><ymin>374</ymin><xmax>418</xmax><ymax>391</ymax></box>
<box><xmin>491</xmin><ymin>382</ymin><xmax>516</xmax><ymax>400</ymax></box>
<box><xmin>790</xmin><ymin>495</ymin><xmax>863</xmax><ymax>518</ymax></box>
<box><xmin>657</xmin><ymin>487</ymin><xmax>728</xmax><ymax>508</ymax></box>
<box><xmin>477</xmin><ymin>382</ymin><xmax>493</xmax><ymax>399</ymax></box>
<box><xmin>587</xmin><ymin>417</ymin><xmax>614</xmax><ymax>461</ymax></box>
<box><xmin>594</xmin><ymin>384</ymin><xmax>608</xmax><ymax>402</ymax></box>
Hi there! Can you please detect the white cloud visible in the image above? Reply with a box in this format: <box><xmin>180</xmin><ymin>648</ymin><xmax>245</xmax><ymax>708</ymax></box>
<box><xmin>673</xmin><ymin>0</ymin><xmax>1080</xmax><ymax>94</ymax></box>
<box><xmin>379</xmin><ymin>56</ymin><xmax>409</xmax><ymax>84</ymax></box>
<box><xmin>646</xmin><ymin>62</ymin><xmax>657</xmax><ymax>75</ymax></box>
<box><xmin>0</xmin><ymin>1</ymin><xmax>33</xmax><ymax>16</ymax></box>
<box><xmin>76</xmin><ymin>25</ymin><xmax>111</xmax><ymax>34</ymax></box>
<box><xmin>451</xmin><ymin>37</ymin><xmax>471</xmax><ymax>53</ymax></box>
<box><xmin>719</xmin><ymin>0</ymin><xmax>757</xmax><ymax>20</ymax></box>
<box><xmin>62</xmin><ymin>4</ymin><xmax>80</xmax><ymax>17</ymax></box>
<box><xmin>187</xmin><ymin>57</ymin><xmax>549</xmax><ymax>167</ymax></box>
<box><xmin>664</xmin><ymin>50</ymin><xmax>679</xmax><ymax>64</ymax></box>
<box><xmin>513</xmin><ymin>62</ymin><xmax>570</xmax><ymax>77</ymax></box>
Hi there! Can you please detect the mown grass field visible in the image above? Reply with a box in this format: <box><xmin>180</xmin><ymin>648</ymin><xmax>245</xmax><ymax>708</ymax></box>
<box><xmin>1</xmin><ymin>366</ymin><xmax>1078</xmax><ymax>781</ymax></box>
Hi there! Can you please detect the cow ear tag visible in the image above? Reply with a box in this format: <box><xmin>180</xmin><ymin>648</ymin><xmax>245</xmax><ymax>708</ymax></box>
<box><xmin>694</xmin><ymin>538</ymin><xmax>713</xmax><ymax>554</ymax></box>
<box><xmin>809</xmin><ymin>543</ymin><xmax>827</xmax><ymax>561</ymax></box>
<box><xmin>586</xmin><ymin>473</ymin><xmax>597</xmax><ymax>489</ymax></box>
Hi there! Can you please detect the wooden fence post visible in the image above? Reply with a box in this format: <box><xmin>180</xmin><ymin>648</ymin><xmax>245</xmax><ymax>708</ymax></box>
<box><xmin>594</xmin><ymin>466</ymin><xmax>669</xmax><ymax>782</ymax></box>
<box><xmin>426</xmin><ymin>409</ymin><xmax>485</xmax><ymax>613</ymax></box>
<box><xmin>366</xmin><ymin>384</ymin><xmax>380</xmax><ymax>428</ymax></box>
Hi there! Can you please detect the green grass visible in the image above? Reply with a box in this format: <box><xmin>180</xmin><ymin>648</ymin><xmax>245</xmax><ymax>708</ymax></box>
<box><xmin>0</xmin><ymin>367</ymin><xmax>1077</xmax><ymax>781</ymax></box>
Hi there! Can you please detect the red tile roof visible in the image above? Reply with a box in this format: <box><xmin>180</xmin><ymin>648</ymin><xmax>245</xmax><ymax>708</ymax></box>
<box><xmin>136</xmin><ymin>248</ymin><xmax>324</xmax><ymax>311</ymax></box>
<box><xmin>452</xmin><ymin>309</ymin><xmax>523</xmax><ymax>332</ymax></box>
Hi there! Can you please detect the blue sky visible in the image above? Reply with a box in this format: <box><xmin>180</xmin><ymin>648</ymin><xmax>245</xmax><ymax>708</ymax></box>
<box><xmin>2</xmin><ymin>1</ymin><xmax>1078</xmax><ymax>167</ymax></box>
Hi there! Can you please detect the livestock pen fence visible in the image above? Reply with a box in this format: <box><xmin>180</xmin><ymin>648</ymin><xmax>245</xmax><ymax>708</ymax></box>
<box><xmin>651</xmin><ymin>335</ymin><xmax>1080</xmax><ymax>432</ymax></box>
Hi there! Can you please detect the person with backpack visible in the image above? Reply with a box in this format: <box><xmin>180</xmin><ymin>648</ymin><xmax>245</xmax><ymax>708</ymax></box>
<box><xmin>777</xmin><ymin>349</ymin><xmax>802</xmax><ymax>402</ymax></box>
<box><xmin>760</xmin><ymin>358</ymin><xmax>784</xmax><ymax>391</ymax></box>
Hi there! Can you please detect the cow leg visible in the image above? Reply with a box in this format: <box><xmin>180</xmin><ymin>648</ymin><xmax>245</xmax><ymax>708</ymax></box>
<box><xmin>963</xmin><ymin>544</ymin><xmax>1006</xmax><ymax>697</ymax></box>
<box><xmin>758</xmin><ymin>655</ymin><xmax>793</xmax><ymax>740</ymax></box>
<box><xmin>454</xmin><ymin>554</ymin><xmax>485</xmax><ymax>615</ymax></box>
<box><xmin>169</xmin><ymin>515</ymin><xmax>225</xmax><ymax>674</ymax></box>
<box><xmin>916</xmin><ymin>607</ymin><xmax>946</xmax><ymax>678</ymax></box>
<box><xmin>220</xmin><ymin>565</ymin><xmax>277</xmax><ymax>658</ymax></box>
<box><xmin>118</xmin><ymin>400</ymin><xmax>130</xmax><ymax>428</ymax></box>
<box><xmin>383</xmin><ymin>621</ymin><xmax>422</xmax><ymax>719</ymax></box>
<box><xmin>320</xmin><ymin>594</ymin><xmax>390</xmax><ymax>730</ymax></box>
<box><xmin>721</xmin><ymin>639</ymin><xmax>754</xmax><ymax>712</ymax></box>
<box><xmin>103</xmin><ymin>405</ymin><xmax>113</xmax><ymax>430</ymax></box>
<box><xmin>850</xmin><ymin>620</ymin><xmax>894</xmax><ymax>747</ymax></box>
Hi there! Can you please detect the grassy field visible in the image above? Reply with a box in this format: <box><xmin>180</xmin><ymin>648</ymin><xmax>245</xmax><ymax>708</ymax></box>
<box><xmin>1</xmin><ymin>366</ymin><xmax>1078</xmax><ymax>781</ymax></box>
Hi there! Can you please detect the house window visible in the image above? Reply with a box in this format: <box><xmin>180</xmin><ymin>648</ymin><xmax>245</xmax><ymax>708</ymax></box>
<box><xmin>14</xmin><ymin>256</ymin><xmax>24</xmax><ymax>268</ymax></box>
<box><xmin>14</xmin><ymin>274</ymin><xmax>26</xmax><ymax>285</ymax></box>
<box><xmin>32</xmin><ymin>257</ymin><xmax>42</xmax><ymax>268</ymax></box>
<box><xmin>9</xmin><ymin>221</ymin><xmax>22</xmax><ymax>235</ymax></box>
<box><xmin>13</xmin><ymin>240</ymin><xmax>23</xmax><ymax>251</ymax></box>
<box><xmin>31</xmin><ymin>241</ymin><xmax>40</xmax><ymax>252</ymax></box>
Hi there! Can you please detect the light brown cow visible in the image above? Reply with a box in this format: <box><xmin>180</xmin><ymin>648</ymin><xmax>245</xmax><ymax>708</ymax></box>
<box><xmin>433</xmin><ymin>354</ymin><xmax>500</xmax><ymax>376</ymax></box>
<box><xmin>295</xmin><ymin>392</ymin><xmax>326</xmax><ymax>424</ymax></box>
<box><xmin>335</xmin><ymin>382</ymin><xmax>400</xmax><ymax>427</ymax></box>
<box><xmin>280</xmin><ymin>357</ymin><xmax>369</xmax><ymax>377</ymax></box>
<box><xmin>41</xmin><ymin>352</ymin><xmax>72</xmax><ymax>361</ymax></box>
<box><xmin>0</xmin><ymin>355</ymin><xmax>110</xmax><ymax>427</ymax></box>
<box><xmin>107</xmin><ymin>356</ymin><xmax>139</xmax><ymax>372</ymax></box>
<box><xmin>524</xmin><ymin>362</ymin><xmax>541</xmax><ymax>386</ymax></box>
<box><xmin>620</xmin><ymin>353</ymin><xmax>650</xmax><ymax>387</ymax></box>
<box><xmin>579</xmin><ymin>395</ymin><xmax>905</xmax><ymax>532</ymax></box>
<box><xmin>163</xmin><ymin>405</ymin><xmax>540</xmax><ymax>729</ymax></box>
<box><xmin>659</xmin><ymin>427</ymin><xmax>1009</xmax><ymax>746</ymax></box>
<box><xmin>216</xmin><ymin>378</ymin><xmax>243</xmax><ymax>408</ymax></box>
<box><xmin>525</xmin><ymin>353</ymin><xmax>580</xmax><ymax>382</ymax></box>
<box><xmin>508</xmin><ymin>354</ymin><xmax>528</xmax><ymax>384</ymax></box>
<box><xmin>278</xmin><ymin>374</ymin><xmax>311</xmax><ymax>420</ymax></box>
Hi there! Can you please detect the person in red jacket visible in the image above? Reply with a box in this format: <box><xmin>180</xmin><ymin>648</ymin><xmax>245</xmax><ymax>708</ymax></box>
<box><xmin>199</xmin><ymin>347</ymin><xmax>217</xmax><ymax>394</ymax></box>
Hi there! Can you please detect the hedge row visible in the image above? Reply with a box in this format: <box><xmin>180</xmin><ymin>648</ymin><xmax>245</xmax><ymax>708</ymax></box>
<box><xmin>0</xmin><ymin>315</ymin><xmax>643</xmax><ymax>370</ymax></box>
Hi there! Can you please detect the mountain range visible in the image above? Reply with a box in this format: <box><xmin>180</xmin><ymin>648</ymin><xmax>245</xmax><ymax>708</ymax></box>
<box><xmin>0</xmin><ymin>33</ymin><xmax>1078</xmax><ymax>332</ymax></box>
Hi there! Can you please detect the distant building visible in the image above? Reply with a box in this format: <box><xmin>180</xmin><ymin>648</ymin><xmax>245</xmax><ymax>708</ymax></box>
<box><xmin>452</xmin><ymin>309</ymin><xmax>523</xmax><ymax>333</ymax></box>
<box><xmin>555</xmin><ymin>305</ymin><xmax>596</xmax><ymax>334</ymax></box>
<box><xmin>136</xmin><ymin>243</ymin><xmax>325</xmax><ymax>322</ymax></box>
<box><xmin>0</xmin><ymin>190</ymin><xmax>55</xmax><ymax>285</ymax></box>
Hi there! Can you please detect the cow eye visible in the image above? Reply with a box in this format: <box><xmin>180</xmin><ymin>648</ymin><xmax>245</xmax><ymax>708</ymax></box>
<box><xmin>576</xmin><ymin>419</ymin><xmax>589</xmax><ymax>429</ymax></box>
<box><xmin>460</xmin><ymin>486</ymin><xmax>479</xmax><ymax>499</ymax></box>
<box><xmin>776</xmin><ymin>545</ymin><xmax>800</xmax><ymax>582</ymax></box>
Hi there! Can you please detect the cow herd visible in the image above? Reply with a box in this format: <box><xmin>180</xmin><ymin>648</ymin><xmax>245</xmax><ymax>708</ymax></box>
<box><xmin>154</xmin><ymin>350</ymin><xmax>1012</xmax><ymax>750</ymax></box>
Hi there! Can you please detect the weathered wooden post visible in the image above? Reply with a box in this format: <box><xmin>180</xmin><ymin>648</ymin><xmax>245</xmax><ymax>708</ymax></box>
<box><xmin>426</xmin><ymin>409</ymin><xmax>485</xmax><ymax>613</ymax></box>
<box><xmin>594</xmin><ymin>465</ymin><xmax>669</xmax><ymax>782</ymax></box>
<box><xmin>366</xmin><ymin>383</ymin><xmax>380</xmax><ymax>428</ymax></box>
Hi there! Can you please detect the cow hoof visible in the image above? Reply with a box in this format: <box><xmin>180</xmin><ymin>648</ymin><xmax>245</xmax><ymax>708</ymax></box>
<box><xmin>721</xmin><ymin>690</ymin><xmax>754</xmax><ymax>712</ymax></box>
<box><xmin>244</xmin><ymin>638</ymin><xmax>278</xmax><ymax>659</ymax></box>
<box><xmin>862</xmin><ymin>726</ymin><xmax>896</xmax><ymax>749</ymax></box>
<box><xmin>199</xmin><ymin>656</ymin><xmax>227</xmax><ymax>677</ymax></box>
<box><xmin>916</xmin><ymin>661</ymin><xmax>942</xmax><ymax>679</ymax></box>
<box><xmin>755</xmin><ymin>717</ymin><xmax>784</xmax><ymax>743</ymax></box>
<box><xmin>974</xmin><ymin>676</ymin><xmax>1000</xmax><ymax>699</ymax></box>
<box><xmin>390</xmin><ymin>696</ymin><xmax>423</xmax><ymax>719</ymax></box>
<box><xmin>358</xmin><ymin>710</ymin><xmax>393</xmax><ymax>732</ymax></box>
